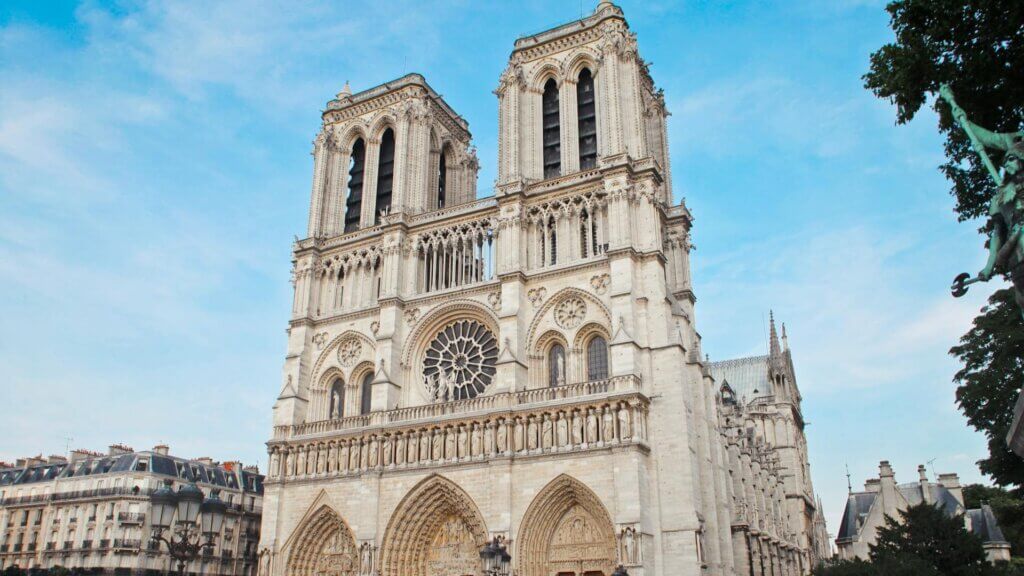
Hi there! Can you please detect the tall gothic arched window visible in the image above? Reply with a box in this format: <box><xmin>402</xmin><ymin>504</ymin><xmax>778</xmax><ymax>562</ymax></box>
<box><xmin>548</xmin><ymin>343</ymin><xmax>566</xmax><ymax>387</ymax></box>
<box><xmin>328</xmin><ymin>378</ymin><xmax>345</xmax><ymax>419</ymax></box>
<box><xmin>344</xmin><ymin>139</ymin><xmax>365</xmax><ymax>233</ymax></box>
<box><xmin>375</xmin><ymin>128</ymin><xmax>395</xmax><ymax>222</ymax></box>
<box><xmin>577</xmin><ymin>68</ymin><xmax>597</xmax><ymax>169</ymax></box>
<box><xmin>586</xmin><ymin>336</ymin><xmax>609</xmax><ymax>381</ymax></box>
<box><xmin>542</xmin><ymin>78</ymin><xmax>561</xmax><ymax>179</ymax></box>
<box><xmin>437</xmin><ymin>148</ymin><xmax>447</xmax><ymax>209</ymax></box>
<box><xmin>360</xmin><ymin>372</ymin><xmax>373</xmax><ymax>415</ymax></box>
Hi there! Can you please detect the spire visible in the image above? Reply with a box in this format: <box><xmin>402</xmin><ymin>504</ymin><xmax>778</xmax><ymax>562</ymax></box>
<box><xmin>336</xmin><ymin>81</ymin><xmax>352</xmax><ymax>100</ymax></box>
<box><xmin>768</xmin><ymin>310</ymin><xmax>781</xmax><ymax>358</ymax></box>
<box><xmin>781</xmin><ymin>322</ymin><xmax>789</xmax><ymax>352</ymax></box>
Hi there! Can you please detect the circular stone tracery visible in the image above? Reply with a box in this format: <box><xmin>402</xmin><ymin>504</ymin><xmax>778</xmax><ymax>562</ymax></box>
<box><xmin>554</xmin><ymin>297</ymin><xmax>587</xmax><ymax>329</ymax></box>
<box><xmin>422</xmin><ymin>320</ymin><xmax>498</xmax><ymax>401</ymax></box>
<box><xmin>337</xmin><ymin>337</ymin><xmax>362</xmax><ymax>367</ymax></box>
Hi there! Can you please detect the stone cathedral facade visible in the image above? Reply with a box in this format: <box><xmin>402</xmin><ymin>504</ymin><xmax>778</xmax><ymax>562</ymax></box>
<box><xmin>257</xmin><ymin>3</ymin><xmax>828</xmax><ymax>576</ymax></box>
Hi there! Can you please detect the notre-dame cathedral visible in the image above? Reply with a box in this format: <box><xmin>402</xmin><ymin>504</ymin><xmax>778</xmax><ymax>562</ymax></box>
<box><xmin>256</xmin><ymin>2</ymin><xmax>830</xmax><ymax>575</ymax></box>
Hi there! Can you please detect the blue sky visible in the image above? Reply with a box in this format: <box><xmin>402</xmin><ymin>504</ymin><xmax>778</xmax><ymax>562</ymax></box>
<box><xmin>0</xmin><ymin>0</ymin><xmax>1004</xmax><ymax>537</ymax></box>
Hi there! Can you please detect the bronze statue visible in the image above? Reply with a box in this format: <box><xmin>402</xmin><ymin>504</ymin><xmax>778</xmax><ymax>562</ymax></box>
<box><xmin>941</xmin><ymin>85</ymin><xmax>1024</xmax><ymax>317</ymax></box>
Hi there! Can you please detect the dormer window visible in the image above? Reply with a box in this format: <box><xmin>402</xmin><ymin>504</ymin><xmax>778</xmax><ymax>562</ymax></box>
<box><xmin>542</xmin><ymin>79</ymin><xmax>561</xmax><ymax>178</ymax></box>
<box><xmin>345</xmin><ymin>139</ymin><xmax>365</xmax><ymax>233</ymax></box>
<box><xmin>375</xmin><ymin>128</ymin><xmax>395</xmax><ymax>222</ymax></box>
<box><xmin>577</xmin><ymin>68</ymin><xmax>597</xmax><ymax>169</ymax></box>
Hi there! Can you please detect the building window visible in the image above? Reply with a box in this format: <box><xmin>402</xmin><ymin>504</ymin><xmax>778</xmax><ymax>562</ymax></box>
<box><xmin>360</xmin><ymin>372</ymin><xmax>373</xmax><ymax>415</ymax></box>
<box><xmin>437</xmin><ymin>149</ymin><xmax>447</xmax><ymax>209</ymax></box>
<box><xmin>345</xmin><ymin>139</ymin><xmax>365</xmax><ymax>233</ymax></box>
<box><xmin>375</xmin><ymin>128</ymin><xmax>395</xmax><ymax>222</ymax></box>
<box><xmin>329</xmin><ymin>378</ymin><xmax>345</xmax><ymax>419</ymax></box>
<box><xmin>586</xmin><ymin>336</ymin><xmax>609</xmax><ymax>381</ymax></box>
<box><xmin>577</xmin><ymin>68</ymin><xmax>597</xmax><ymax>169</ymax></box>
<box><xmin>548</xmin><ymin>343</ymin><xmax>566</xmax><ymax>387</ymax></box>
<box><xmin>542</xmin><ymin>78</ymin><xmax>561</xmax><ymax>179</ymax></box>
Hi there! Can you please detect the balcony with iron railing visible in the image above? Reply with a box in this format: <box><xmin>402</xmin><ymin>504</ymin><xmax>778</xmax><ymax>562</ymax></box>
<box><xmin>112</xmin><ymin>539</ymin><xmax>140</xmax><ymax>550</ymax></box>
<box><xmin>81</xmin><ymin>540</ymin><xmax>92</xmax><ymax>549</ymax></box>
<box><xmin>118</xmin><ymin>512</ymin><xmax>145</xmax><ymax>524</ymax></box>
<box><xmin>27</xmin><ymin>542</ymin><xmax>36</xmax><ymax>552</ymax></box>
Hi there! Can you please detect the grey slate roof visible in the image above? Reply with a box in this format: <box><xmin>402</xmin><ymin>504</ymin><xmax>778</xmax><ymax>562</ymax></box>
<box><xmin>708</xmin><ymin>355</ymin><xmax>773</xmax><ymax>403</ymax></box>
<box><xmin>836</xmin><ymin>482</ymin><xmax>1004</xmax><ymax>546</ymax></box>
<box><xmin>967</xmin><ymin>505</ymin><xmax>1008</xmax><ymax>545</ymax></box>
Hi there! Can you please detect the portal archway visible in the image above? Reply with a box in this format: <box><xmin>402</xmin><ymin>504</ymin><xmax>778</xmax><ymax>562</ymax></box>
<box><xmin>380</xmin><ymin>475</ymin><xmax>488</xmax><ymax>576</ymax></box>
<box><xmin>517</xmin><ymin>475</ymin><xmax>617</xmax><ymax>576</ymax></box>
<box><xmin>285</xmin><ymin>505</ymin><xmax>359</xmax><ymax>576</ymax></box>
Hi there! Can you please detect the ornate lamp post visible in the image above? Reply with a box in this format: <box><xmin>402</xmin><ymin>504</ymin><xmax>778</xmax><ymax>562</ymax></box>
<box><xmin>478</xmin><ymin>536</ymin><xmax>511</xmax><ymax>576</ymax></box>
<box><xmin>612</xmin><ymin>566</ymin><xmax>630</xmax><ymax>576</ymax></box>
<box><xmin>149</xmin><ymin>481</ymin><xmax>227</xmax><ymax>576</ymax></box>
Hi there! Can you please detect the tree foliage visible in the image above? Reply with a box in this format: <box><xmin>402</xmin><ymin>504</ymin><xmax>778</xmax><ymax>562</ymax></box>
<box><xmin>864</xmin><ymin>0</ymin><xmax>1024</xmax><ymax>221</ymax></box>
<box><xmin>952</xmin><ymin>289</ymin><xmax>1024</xmax><ymax>486</ymax></box>
<box><xmin>873</xmin><ymin>503</ymin><xmax>989</xmax><ymax>576</ymax></box>
<box><xmin>814</xmin><ymin>502</ymin><xmax>1015</xmax><ymax>575</ymax></box>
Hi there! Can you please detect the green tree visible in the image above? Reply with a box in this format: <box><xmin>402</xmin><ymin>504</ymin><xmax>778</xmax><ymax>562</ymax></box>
<box><xmin>872</xmin><ymin>502</ymin><xmax>988</xmax><ymax>576</ymax></box>
<box><xmin>865</xmin><ymin>0</ymin><xmax>1024</xmax><ymax>489</ymax></box>
<box><xmin>863</xmin><ymin>0</ymin><xmax>1024</xmax><ymax>221</ymax></box>
<box><xmin>951</xmin><ymin>289</ymin><xmax>1024</xmax><ymax>487</ymax></box>
<box><xmin>812</xmin><ymin>558</ymin><xmax>877</xmax><ymax>576</ymax></box>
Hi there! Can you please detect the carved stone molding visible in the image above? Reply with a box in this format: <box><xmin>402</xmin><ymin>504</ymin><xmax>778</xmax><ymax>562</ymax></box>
<box><xmin>590</xmin><ymin>273</ymin><xmax>610</xmax><ymax>295</ymax></box>
<box><xmin>313</xmin><ymin>332</ymin><xmax>329</xmax><ymax>350</ymax></box>
<box><xmin>527</xmin><ymin>287</ymin><xmax>547</xmax><ymax>308</ymax></box>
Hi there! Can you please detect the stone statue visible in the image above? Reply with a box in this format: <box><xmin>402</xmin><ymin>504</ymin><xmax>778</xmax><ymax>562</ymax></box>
<box><xmin>602</xmin><ymin>406</ymin><xmax>615</xmax><ymax>443</ymax></box>
<box><xmin>572</xmin><ymin>411</ymin><xmax>584</xmax><ymax>445</ymax></box>
<box><xmin>557</xmin><ymin>413</ymin><xmax>569</xmax><ymax>447</ymax></box>
<box><xmin>555</xmin><ymin>350</ymin><xmax>566</xmax><ymax>385</ymax></box>
<box><xmin>542</xmin><ymin>415</ymin><xmax>554</xmax><ymax>449</ymax></box>
<box><xmin>497</xmin><ymin>419</ymin><xmax>508</xmax><ymax>453</ymax></box>
<box><xmin>586</xmin><ymin>409</ymin><xmax>598</xmax><ymax>444</ymax></box>
<box><xmin>619</xmin><ymin>405</ymin><xmax>632</xmax><ymax>440</ymax></box>
<box><xmin>940</xmin><ymin>85</ymin><xmax>1024</xmax><ymax>316</ymax></box>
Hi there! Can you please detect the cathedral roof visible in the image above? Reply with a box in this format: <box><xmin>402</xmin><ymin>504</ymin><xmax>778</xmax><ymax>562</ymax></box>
<box><xmin>708</xmin><ymin>355</ymin><xmax>773</xmax><ymax>403</ymax></box>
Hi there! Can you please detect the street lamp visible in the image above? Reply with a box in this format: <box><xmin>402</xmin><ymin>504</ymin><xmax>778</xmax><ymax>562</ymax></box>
<box><xmin>612</xmin><ymin>566</ymin><xmax>630</xmax><ymax>576</ymax></box>
<box><xmin>479</xmin><ymin>536</ymin><xmax>511</xmax><ymax>576</ymax></box>
<box><xmin>149</xmin><ymin>480</ymin><xmax>228</xmax><ymax>576</ymax></box>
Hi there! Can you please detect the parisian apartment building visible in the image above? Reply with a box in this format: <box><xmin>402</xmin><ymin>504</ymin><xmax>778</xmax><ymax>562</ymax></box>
<box><xmin>0</xmin><ymin>445</ymin><xmax>264</xmax><ymax>576</ymax></box>
<box><xmin>255</xmin><ymin>2</ymin><xmax>830</xmax><ymax>575</ymax></box>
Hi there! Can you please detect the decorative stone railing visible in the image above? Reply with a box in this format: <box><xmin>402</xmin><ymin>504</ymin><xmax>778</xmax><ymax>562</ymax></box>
<box><xmin>274</xmin><ymin>375</ymin><xmax>640</xmax><ymax>440</ymax></box>
<box><xmin>267</xmin><ymin>376</ymin><xmax>646</xmax><ymax>481</ymax></box>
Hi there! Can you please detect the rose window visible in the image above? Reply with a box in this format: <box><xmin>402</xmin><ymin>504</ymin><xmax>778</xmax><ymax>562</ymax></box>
<box><xmin>422</xmin><ymin>320</ymin><xmax>499</xmax><ymax>402</ymax></box>
<box><xmin>555</xmin><ymin>296</ymin><xmax>587</xmax><ymax>329</ymax></box>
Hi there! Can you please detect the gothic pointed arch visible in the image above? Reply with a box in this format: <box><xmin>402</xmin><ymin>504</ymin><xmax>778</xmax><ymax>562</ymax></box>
<box><xmin>516</xmin><ymin>475</ymin><xmax>617</xmax><ymax>576</ymax></box>
<box><xmin>309</xmin><ymin>330</ymin><xmax>377</xmax><ymax>394</ymax></box>
<box><xmin>526</xmin><ymin>287</ymin><xmax>612</xmax><ymax>352</ymax></box>
<box><xmin>379</xmin><ymin>474</ymin><xmax>488</xmax><ymax>576</ymax></box>
<box><xmin>284</xmin><ymin>502</ymin><xmax>359</xmax><ymax>576</ymax></box>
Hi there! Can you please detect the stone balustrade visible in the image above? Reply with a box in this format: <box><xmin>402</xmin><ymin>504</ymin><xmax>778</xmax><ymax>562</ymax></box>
<box><xmin>267</xmin><ymin>375</ymin><xmax>646</xmax><ymax>481</ymax></box>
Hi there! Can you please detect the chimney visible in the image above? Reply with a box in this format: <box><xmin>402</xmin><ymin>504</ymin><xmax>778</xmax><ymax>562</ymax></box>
<box><xmin>918</xmin><ymin>464</ymin><xmax>928</xmax><ymax>482</ymax></box>
<box><xmin>108</xmin><ymin>444</ymin><xmax>134</xmax><ymax>456</ymax></box>
<box><xmin>938</xmin><ymin>473</ymin><xmax>964</xmax><ymax>507</ymax></box>
<box><xmin>24</xmin><ymin>455</ymin><xmax>45</xmax><ymax>467</ymax></box>
<box><xmin>865</xmin><ymin>478</ymin><xmax>881</xmax><ymax>493</ymax></box>
<box><xmin>15</xmin><ymin>458</ymin><xmax>27</xmax><ymax>468</ymax></box>
<box><xmin>243</xmin><ymin>465</ymin><xmax>259</xmax><ymax>474</ymax></box>
<box><xmin>47</xmin><ymin>455</ymin><xmax>67</xmax><ymax>465</ymax></box>
<box><xmin>878</xmin><ymin>461</ymin><xmax>900</xmax><ymax>518</ymax></box>
<box><xmin>152</xmin><ymin>444</ymin><xmax>169</xmax><ymax>456</ymax></box>
<box><xmin>195</xmin><ymin>457</ymin><xmax>214</xmax><ymax>466</ymax></box>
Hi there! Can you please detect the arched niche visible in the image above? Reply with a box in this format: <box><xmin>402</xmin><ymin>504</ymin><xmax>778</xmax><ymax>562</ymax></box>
<box><xmin>379</xmin><ymin>475</ymin><xmax>489</xmax><ymax>576</ymax></box>
<box><xmin>516</xmin><ymin>475</ymin><xmax>617</xmax><ymax>576</ymax></box>
<box><xmin>285</xmin><ymin>505</ymin><xmax>359</xmax><ymax>576</ymax></box>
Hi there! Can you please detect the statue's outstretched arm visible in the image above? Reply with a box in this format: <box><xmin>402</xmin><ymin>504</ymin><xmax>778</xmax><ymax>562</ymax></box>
<box><xmin>980</xmin><ymin>220</ymin><xmax>1006</xmax><ymax>281</ymax></box>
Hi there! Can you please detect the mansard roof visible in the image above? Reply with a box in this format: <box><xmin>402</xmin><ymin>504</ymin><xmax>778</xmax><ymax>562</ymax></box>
<box><xmin>0</xmin><ymin>450</ymin><xmax>263</xmax><ymax>494</ymax></box>
<box><xmin>708</xmin><ymin>355</ymin><xmax>773</xmax><ymax>403</ymax></box>
<box><xmin>836</xmin><ymin>482</ymin><xmax>1003</xmax><ymax>546</ymax></box>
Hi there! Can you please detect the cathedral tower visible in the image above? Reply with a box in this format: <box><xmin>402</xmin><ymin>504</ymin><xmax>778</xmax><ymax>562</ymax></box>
<box><xmin>258</xmin><ymin>4</ymin><xmax>823</xmax><ymax>576</ymax></box>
